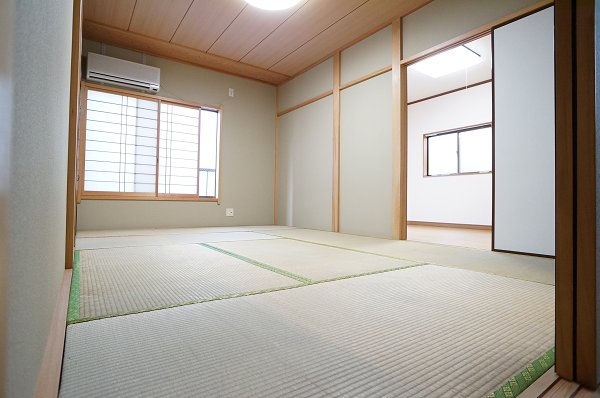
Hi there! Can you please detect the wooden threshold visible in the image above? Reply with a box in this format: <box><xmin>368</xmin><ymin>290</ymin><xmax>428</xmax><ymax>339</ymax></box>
<box><xmin>407</xmin><ymin>221</ymin><xmax>492</xmax><ymax>230</ymax></box>
<box><xmin>34</xmin><ymin>269</ymin><xmax>72</xmax><ymax>398</ymax></box>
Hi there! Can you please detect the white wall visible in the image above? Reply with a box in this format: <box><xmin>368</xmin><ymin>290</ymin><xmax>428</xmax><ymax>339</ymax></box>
<box><xmin>341</xmin><ymin>26</ymin><xmax>392</xmax><ymax>85</ymax></box>
<box><xmin>493</xmin><ymin>7</ymin><xmax>555</xmax><ymax>256</ymax></box>
<box><xmin>408</xmin><ymin>83</ymin><xmax>492</xmax><ymax>225</ymax></box>
<box><xmin>402</xmin><ymin>0</ymin><xmax>541</xmax><ymax>58</ymax></box>
<box><xmin>340</xmin><ymin>72</ymin><xmax>393</xmax><ymax>238</ymax></box>
<box><xmin>277</xmin><ymin>97</ymin><xmax>333</xmax><ymax>231</ymax></box>
<box><xmin>5</xmin><ymin>0</ymin><xmax>73</xmax><ymax>396</ymax></box>
<box><xmin>77</xmin><ymin>41</ymin><xmax>276</xmax><ymax>230</ymax></box>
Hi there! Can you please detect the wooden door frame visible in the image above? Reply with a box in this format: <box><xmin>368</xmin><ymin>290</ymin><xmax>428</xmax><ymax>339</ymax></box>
<box><xmin>555</xmin><ymin>0</ymin><xmax>599</xmax><ymax>388</ymax></box>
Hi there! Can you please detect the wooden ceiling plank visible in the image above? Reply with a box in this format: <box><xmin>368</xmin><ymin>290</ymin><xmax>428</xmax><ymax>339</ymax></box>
<box><xmin>83</xmin><ymin>0</ymin><xmax>137</xmax><ymax>30</ymax></box>
<box><xmin>271</xmin><ymin>0</ymin><xmax>432</xmax><ymax>76</ymax></box>
<box><xmin>208</xmin><ymin>0</ymin><xmax>307</xmax><ymax>61</ymax></box>
<box><xmin>170</xmin><ymin>0</ymin><xmax>247</xmax><ymax>52</ymax></box>
<box><xmin>240</xmin><ymin>0</ymin><xmax>367</xmax><ymax>69</ymax></box>
<box><xmin>83</xmin><ymin>21</ymin><xmax>291</xmax><ymax>85</ymax></box>
<box><xmin>128</xmin><ymin>0</ymin><xmax>194</xmax><ymax>41</ymax></box>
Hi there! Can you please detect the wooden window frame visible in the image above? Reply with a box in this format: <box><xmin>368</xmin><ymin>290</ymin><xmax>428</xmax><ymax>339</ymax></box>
<box><xmin>423</xmin><ymin>122</ymin><xmax>492</xmax><ymax>177</ymax></box>
<box><xmin>78</xmin><ymin>81</ymin><xmax>222</xmax><ymax>203</ymax></box>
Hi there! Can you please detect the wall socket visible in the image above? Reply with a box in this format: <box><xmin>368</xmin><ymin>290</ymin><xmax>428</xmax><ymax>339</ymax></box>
<box><xmin>228</xmin><ymin>88</ymin><xmax>235</xmax><ymax>97</ymax></box>
<box><xmin>225</xmin><ymin>208</ymin><xmax>234</xmax><ymax>217</ymax></box>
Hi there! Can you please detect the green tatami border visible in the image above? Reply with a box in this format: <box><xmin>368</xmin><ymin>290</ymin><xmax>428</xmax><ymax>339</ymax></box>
<box><xmin>487</xmin><ymin>347</ymin><xmax>555</xmax><ymax>398</ymax></box>
<box><xmin>67</xmin><ymin>250</ymin><xmax>80</xmax><ymax>323</ymax></box>
<box><xmin>200</xmin><ymin>242</ymin><xmax>314</xmax><ymax>284</ymax></box>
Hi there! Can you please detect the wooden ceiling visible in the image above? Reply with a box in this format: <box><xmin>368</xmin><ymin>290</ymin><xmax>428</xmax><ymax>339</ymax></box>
<box><xmin>82</xmin><ymin>0</ymin><xmax>432</xmax><ymax>85</ymax></box>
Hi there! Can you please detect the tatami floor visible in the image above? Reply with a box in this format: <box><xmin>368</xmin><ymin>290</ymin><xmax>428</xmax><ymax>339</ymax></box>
<box><xmin>61</xmin><ymin>226</ymin><xmax>555</xmax><ymax>397</ymax></box>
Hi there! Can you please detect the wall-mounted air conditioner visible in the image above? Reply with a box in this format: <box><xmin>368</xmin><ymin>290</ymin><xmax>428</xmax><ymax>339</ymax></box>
<box><xmin>86</xmin><ymin>52</ymin><xmax>160</xmax><ymax>94</ymax></box>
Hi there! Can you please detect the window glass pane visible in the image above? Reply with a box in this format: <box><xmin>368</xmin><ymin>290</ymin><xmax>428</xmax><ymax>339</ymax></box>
<box><xmin>427</xmin><ymin>133</ymin><xmax>458</xmax><ymax>175</ymax></box>
<box><xmin>199</xmin><ymin>109</ymin><xmax>219</xmax><ymax>197</ymax></box>
<box><xmin>158</xmin><ymin>103</ymin><xmax>199</xmax><ymax>195</ymax></box>
<box><xmin>459</xmin><ymin>127</ymin><xmax>492</xmax><ymax>173</ymax></box>
<box><xmin>84</xmin><ymin>89</ymin><xmax>157</xmax><ymax>193</ymax></box>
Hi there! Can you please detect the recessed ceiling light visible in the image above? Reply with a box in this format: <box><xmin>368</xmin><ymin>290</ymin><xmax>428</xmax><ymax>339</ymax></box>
<box><xmin>412</xmin><ymin>45</ymin><xmax>482</xmax><ymax>78</ymax></box>
<box><xmin>244</xmin><ymin>0</ymin><xmax>302</xmax><ymax>10</ymax></box>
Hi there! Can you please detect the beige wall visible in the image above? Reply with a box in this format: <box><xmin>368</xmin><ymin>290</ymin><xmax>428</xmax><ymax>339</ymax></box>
<box><xmin>278</xmin><ymin>58</ymin><xmax>333</xmax><ymax>112</ymax></box>
<box><xmin>77</xmin><ymin>41</ymin><xmax>276</xmax><ymax>230</ymax></box>
<box><xmin>402</xmin><ymin>0</ymin><xmax>541</xmax><ymax>57</ymax></box>
<box><xmin>5</xmin><ymin>0</ymin><xmax>73</xmax><ymax>397</ymax></box>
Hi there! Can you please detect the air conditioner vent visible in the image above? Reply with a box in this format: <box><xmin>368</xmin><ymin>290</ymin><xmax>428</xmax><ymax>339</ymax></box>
<box><xmin>86</xmin><ymin>52</ymin><xmax>160</xmax><ymax>94</ymax></box>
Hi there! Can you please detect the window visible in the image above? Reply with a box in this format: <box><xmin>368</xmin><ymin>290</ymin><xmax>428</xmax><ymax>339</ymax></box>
<box><xmin>425</xmin><ymin>124</ymin><xmax>492</xmax><ymax>176</ymax></box>
<box><xmin>81</xmin><ymin>85</ymin><xmax>220</xmax><ymax>200</ymax></box>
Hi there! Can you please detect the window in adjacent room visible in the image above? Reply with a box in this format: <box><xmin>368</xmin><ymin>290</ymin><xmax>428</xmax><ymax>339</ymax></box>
<box><xmin>424</xmin><ymin>124</ymin><xmax>492</xmax><ymax>176</ymax></box>
<box><xmin>81</xmin><ymin>85</ymin><xmax>221</xmax><ymax>201</ymax></box>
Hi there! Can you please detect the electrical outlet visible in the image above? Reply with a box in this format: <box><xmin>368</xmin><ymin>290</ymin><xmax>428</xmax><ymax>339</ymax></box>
<box><xmin>226</xmin><ymin>208</ymin><xmax>234</xmax><ymax>217</ymax></box>
<box><xmin>228</xmin><ymin>88</ymin><xmax>235</xmax><ymax>97</ymax></box>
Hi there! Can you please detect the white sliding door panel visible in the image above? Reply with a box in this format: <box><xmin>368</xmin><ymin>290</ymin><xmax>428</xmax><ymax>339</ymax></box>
<box><xmin>278</xmin><ymin>97</ymin><xmax>333</xmax><ymax>231</ymax></box>
<box><xmin>340</xmin><ymin>72</ymin><xmax>393</xmax><ymax>239</ymax></box>
<box><xmin>493</xmin><ymin>7</ymin><xmax>555</xmax><ymax>256</ymax></box>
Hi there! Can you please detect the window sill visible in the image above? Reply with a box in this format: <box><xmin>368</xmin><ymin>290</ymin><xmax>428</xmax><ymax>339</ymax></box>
<box><xmin>423</xmin><ymin>171</ymin><xmax>492</xmax><ymax>178</ymax></box>
<box><xmin>81</xmin><ymin>192</ymin><xmax>219</xmax><ymax>203</ymax></box>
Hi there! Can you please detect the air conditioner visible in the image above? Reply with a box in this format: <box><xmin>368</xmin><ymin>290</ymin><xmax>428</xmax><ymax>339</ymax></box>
<box><xmin>86</xmin><ymin>52</ymin><xmax>160</xmax><ymax>94</ymax></box>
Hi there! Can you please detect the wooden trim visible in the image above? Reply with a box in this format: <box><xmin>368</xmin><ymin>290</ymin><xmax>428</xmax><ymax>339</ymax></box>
<box><xmin>155</xmin><ymin>99</ymin><xmax>161</xmax><ymax>197</ymax></box>
<box><xmin>407</xmin><ymin>221</ymin><xmax>492</xmax><ymax>230</ymax></box>
<box><xmin>332</xmin><ymin>52</ymin><xmax>341</xmax><ymax>232</ymax></box>
<box><xmin>81</xmin><ymin>193</ymin><xmax>220</xmax><ymax>202</ymax></box>
<box><xmin>398</xmin><ymin>24</ymin><xmax>408</xmax><ymax>240</ymax></box>
<box><xmin>392</xmin><ymin>20</ymin><xmax>403</xmax><ymax>240</ymax></box>
<box><xmin>574</xmin><ymin>0</ymin><xmax>598</xmax><ymax>388</ymax></box>
<box><xmin>339</xmin><ymin>65</ymin><xmax>392</xmax><ymax>91</ymax></box>
<box><xmin>274</xmin><ymin>87</ymin><xmax>279</xmax><ymax>225</ymax></box>
<box><xmin>65</xmin><ymin>0</ymin><xmax>82</xmax><ymax>270</ymax></box>
<box><xmin>400</xmin><ymin>0</ymin><xmax>554</xmax><ymax>66</ymax></box>
<box><xmin>78</xmin><ymin>84</ymin><xmax>88</xmax><ymax>201</ymax></box>
<box><xmin>216</xmin><ymin>109</ymin><xmax>223</xmax><ymax>205</ymax></box>
<box><xmin>34</xmin><ymin>270</ymin><xmax>72</xmax><ymax>398</ymax></box>
<box><xmin>554</xmin><ymin>0</ymin><xmax>575</xmax><ymax>382</ymax></box>
<box><xmin>276</xmin><ymin>90</ymin><xmax>333</xmax><ymax>117</ymax></box>
<box><xmin>83</xmin><ymin>20</ymin><xmax>290</xmax><ymax>86</ymax></box>
<box><xmin>407</xmin><ymin>79</ymin><xmax>492</xmax><ymax>106</ymax></box>
<box><xmin>492</xmin><ymin>248</ymin><xmax>556</xmax><ymax>259</ymax></box>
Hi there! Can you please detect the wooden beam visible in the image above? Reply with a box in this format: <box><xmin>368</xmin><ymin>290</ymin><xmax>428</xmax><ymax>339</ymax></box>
<box><xmin>574</xmin><ymin>0</ymin><xmax>598</xmax><ymax>388</ymax></box>
<box><xmin>392</xmin><ymin>19</ymin><xmax>407</xmax><ymax>240</ymax></box>
<box><xmin>276</xmin><ymin>90</ymin><xmax>333</xmax><ymax>117</ymax></box>
<box><xmin>66</xmin><ymin>0</ymin><xmax>82</xmax><ymax>270</ymax></box>
<box><xmin>332</xmin><ymin>52</ymin><xmax>341</xmax><ymax>232</ymax></box>
<box><xmin>554</xmin><ymin>0</ymin><xmax>575</xmax><ymax>382</ymax></box>
<box><xmin>83</xmin><ymin>20</ymin><xmax>292</xmax><ymax>86</ymax></box>
<box><xmin>34</xmin><ymin>270</ymin><xmax>72</xmax><ymax>398</ymax></box>
<box><xmin>274</xmin><ymin>87</ymin><xmax>279</xmax><ymax>225</ymax></box>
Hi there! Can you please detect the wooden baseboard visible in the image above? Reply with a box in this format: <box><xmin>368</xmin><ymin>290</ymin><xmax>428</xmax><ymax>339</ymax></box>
<box><xmin>34</xmin><ymin>269</ymin><xmax>72</xmax><ymax>398</ymax></box>
<box><xmin>407</xmin><ymin>221</ymin><xmax>492</xmax><ymax>230</ymax></box>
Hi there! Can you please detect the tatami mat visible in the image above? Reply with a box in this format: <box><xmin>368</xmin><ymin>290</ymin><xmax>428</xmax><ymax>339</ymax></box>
<box><xmin>75</xmin><ymin>231</ymin><xmax>279</xmax><ymax>250</ymax></box>
<box><xmin>75</xmin><ymin>244</ymin><xmax>300</xmax><ymax>321</ymax></box>
<box><xmin>264</xmin><ymin>229</ymin><xmax>555</xmax><ymax>285</ymax></box>
<box><xmin>60</xmin><ymin>265</ymin><xmax>554</xmax><ymax>398</ymax></box>
<box><xmin>207</xmin><ymin>238</ymin><xmax>423</xmax><ymax>281</ymax></box>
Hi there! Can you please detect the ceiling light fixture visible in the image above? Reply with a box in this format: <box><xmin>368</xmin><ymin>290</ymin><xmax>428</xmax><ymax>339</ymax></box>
<box><xmin>244</xmin><ymin>0</ymin><xmax>302</xmax><ymax>10</ymax></box>
<box><xmin>412</xmin><ymin>45</ymin><xmax>482</xmax><ymax>78</ymax></box>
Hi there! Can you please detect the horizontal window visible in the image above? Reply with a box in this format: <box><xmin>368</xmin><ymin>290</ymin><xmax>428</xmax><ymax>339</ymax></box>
<box><xmin>425</xmin><ymin>124</ymin><xmax>492</xmax><ymax>177</ymax></box>
<box><xmin>80</xmin><ymin>85</ymin><xmax>220</xmax><ymax>201</ymax></box>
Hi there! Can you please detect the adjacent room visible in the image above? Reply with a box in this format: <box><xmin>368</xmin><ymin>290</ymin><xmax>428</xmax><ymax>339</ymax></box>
<box><xmin>3</xmin><ymin>0</ymin><xmax>599</xmax><ymax>397</ymax></box>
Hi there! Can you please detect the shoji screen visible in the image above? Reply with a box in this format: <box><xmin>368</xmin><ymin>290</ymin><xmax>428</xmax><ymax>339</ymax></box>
<box><xmin>493</xmin><ymin>7</ymin><xmax>555</xmax><ymax>256</ymax></box>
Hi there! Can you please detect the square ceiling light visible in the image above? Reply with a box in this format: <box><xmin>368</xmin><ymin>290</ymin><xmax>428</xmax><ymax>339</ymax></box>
<box><xmin>412</xmin><ymin>45</ymin><xmax>482</xmax><ymax>78</ymax></box>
